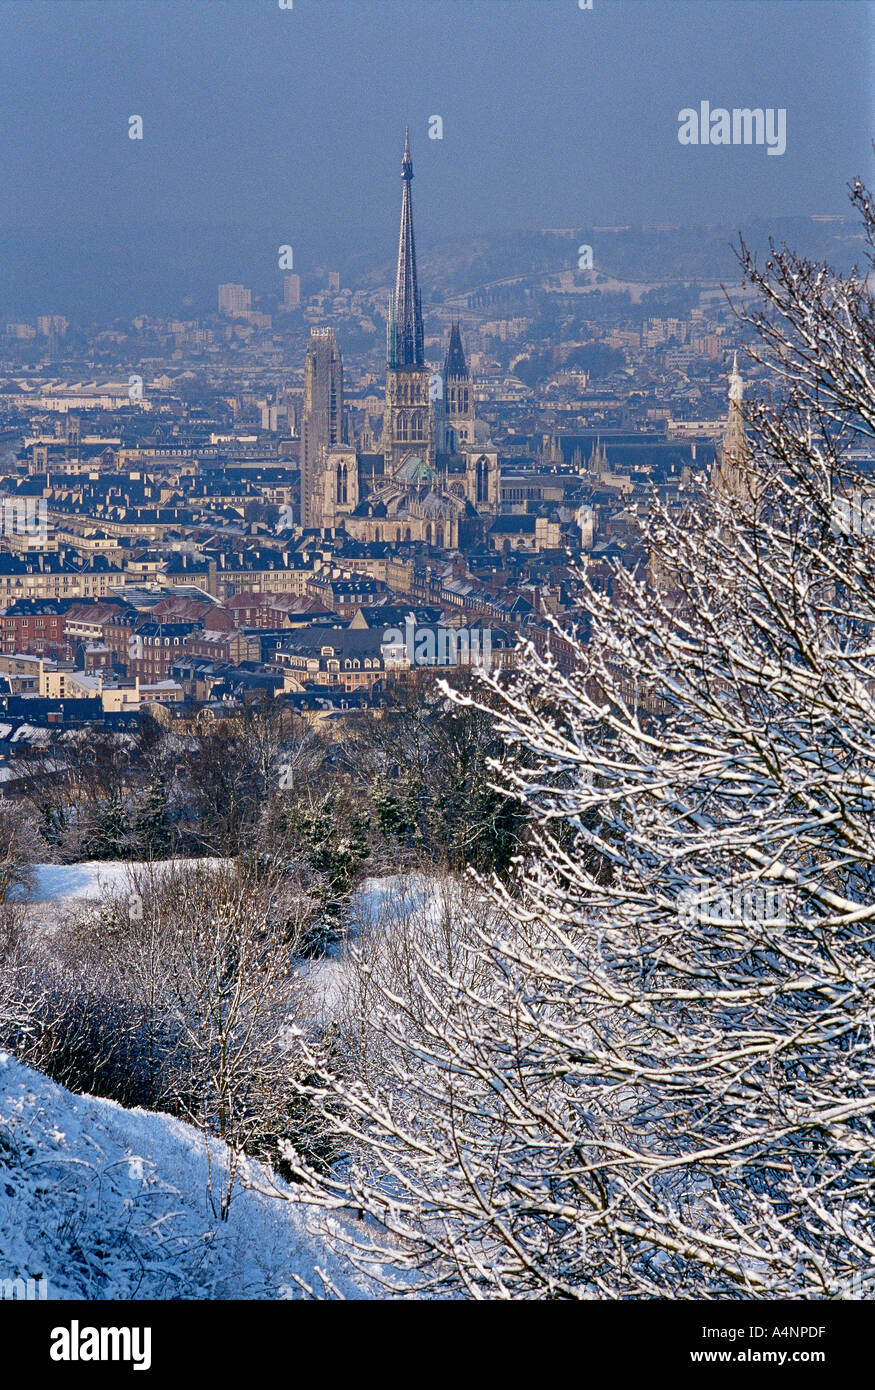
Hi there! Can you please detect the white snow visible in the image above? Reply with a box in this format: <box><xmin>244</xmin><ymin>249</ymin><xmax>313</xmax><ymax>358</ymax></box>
<box><xmin>0</xmin><ymin>1052</ymin><xmax>373</xmax><ymax>1300</ymax></box>
<box><xmin>306</xmin><ymin>872</ymin><xmax>458</xmax><ymax>1017</ymax></box>
<box><xmin>0</xmin><ymin>863</ymin><xmax>436</xmax><ymax>1299</ymax></box>
<box><xmin>25</xmin><ymin>858</ymin><xmax>228</xmax><ymax>903</ymax></box>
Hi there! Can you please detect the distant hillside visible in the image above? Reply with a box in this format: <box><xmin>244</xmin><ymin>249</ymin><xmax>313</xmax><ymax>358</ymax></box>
<box><xmin>413</xmin><ymin>219</ymin><xmax>863</xmax><ymax>299</ymax></box>
<box><xmin>0</xmin><ymin>214</ymin><xmax>861</xmax><ymax>324</ymax></box>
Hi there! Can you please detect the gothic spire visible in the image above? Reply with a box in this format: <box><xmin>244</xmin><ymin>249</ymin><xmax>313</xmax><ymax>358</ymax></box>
<box><xmin>713</xmin><ymin>349</ymin><xmax>754</xmax><ymax>501</ymax></box>
<box><xmin>444</xmin><ymin>321</ymin><xmax>468</xmax><ymax>379</ymax></box>
<box><xmin>388</xmin><ymin>126</ymin><xmax>424</xmax><ymax>370</ymax></box>
<box><xmin>723</xmin><ymin>351</ymin><xmax>747</xmax><ymax>465</ymax></box>
<box><xmin>729</xmin><ymin>351</ymin><xmax>742</xmax><ymax>405</ymax></box>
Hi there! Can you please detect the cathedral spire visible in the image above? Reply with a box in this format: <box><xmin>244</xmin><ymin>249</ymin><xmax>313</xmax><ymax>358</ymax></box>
<box><xmin>723</xmin><ymin>351</ymin><xmax>747</xmax><ymax>463</ymax></box>
<box><xmin>444</xmin><ymin>321</ymin><xmax>468</xmax><ymax>379</ymax></box>
<box><xmin>713</xmin><ymin>349</ymin><xmax>753</xmax><ymax>501</ymax></box>
<box><xmin>388</xmin><ymin>126</ymin><xmax>424</xmax><ymax>370</ymax></box>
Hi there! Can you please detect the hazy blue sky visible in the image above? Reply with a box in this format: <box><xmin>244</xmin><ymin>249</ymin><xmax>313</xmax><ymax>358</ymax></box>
<box><xmin>0</xmin><ymin>0</ymin><xmax>871</xmax><ymax>316</ymax></box>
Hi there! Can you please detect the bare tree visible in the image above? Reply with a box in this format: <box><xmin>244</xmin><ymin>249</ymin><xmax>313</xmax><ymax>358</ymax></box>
<box><xmin>289</xmin><ymin>181</ymin><xmax>875</xmax><ymax>1299</ymax></box>
<box><xmin>127</xmin><ymin>862</ymin><xmax>310</xmax><ymax>1216</ymax></box>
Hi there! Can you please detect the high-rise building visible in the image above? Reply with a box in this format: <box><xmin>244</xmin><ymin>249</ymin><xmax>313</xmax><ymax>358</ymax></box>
<box><xmin>218</xmin><ymin>283</ymin><xmax>252</xmax><ymax>316</ymax></box>
<box><xmin>327</xmin><ymin>271</ymin><xmax>340</xmax><ymax>293</ymax></box>
<box><xmin>382</xmin><ymin>128</ymin><xmax>433</xmax><ymax>473</ymax></box>
<box><xmin>300</xmin><ymin>328</ymin><xmax>344</xmax><ymax>528</ymax></box>
<box><xmin>36</xmin><ymin>315</ymin><xmax>68</xmax><ymax>337</ymax></box>
<box><xmin>283</xmin><ymin>273</ymin><xmax>301</xmax><ymax>309</ymax></box>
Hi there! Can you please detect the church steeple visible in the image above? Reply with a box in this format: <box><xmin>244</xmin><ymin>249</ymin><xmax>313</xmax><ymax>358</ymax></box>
<box><xmin>387</xmin><ymin>126</ymin><xmax>425</xmax><ymax>370</ymax></box>
<box><xmin>442</xmin><ymin>321</ymin><xmax>474</xmax><ymax>448</ymax></box>
<box><xmin>444</xmin><ymin>322</ymin><xmax>468</xmax><ymax>380</ymax></box>
<box><xmin>714</xmin><ymin>351</ymin><xmax>753</xmax><ymax>501</ymax></box>
<box><xmin>722</xmin><ymin>352</ymin><xmax>747</xmax><ymax>467</ymax></box>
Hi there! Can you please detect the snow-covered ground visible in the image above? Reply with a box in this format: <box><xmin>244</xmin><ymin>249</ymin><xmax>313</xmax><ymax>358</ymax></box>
<box><xmin>22</xmin><ymin>860</ymin><xmax>454</xmax><ymax>1018</ymax></box>
<box><xmin>0</xmin><ymin>863</ymin><xmax>457</xmax><ymax>1299</ymax></box>
<box><xmin>307</xmin><ymin>872</ymin><xmax>456</xmax><ymax>1017</ymax></box>
<box><xmin>0</xmin><ymin>1053</ymin><xmax>373</xmax><ymax>1300</ymax></box>
<box><xmin>25</xmin><ymin>858</ymin><xmax>228</xmax><ymax>903</ymax></box>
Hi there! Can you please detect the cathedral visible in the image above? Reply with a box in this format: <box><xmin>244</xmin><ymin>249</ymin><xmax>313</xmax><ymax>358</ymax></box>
<box><xmin>304</xmin><ymin>130</ymin><xmax>501</xmax><ymax>547</ymax></box>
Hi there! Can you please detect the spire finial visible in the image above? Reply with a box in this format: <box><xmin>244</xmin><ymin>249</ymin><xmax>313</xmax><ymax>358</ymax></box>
<box><xmin>402</xmin><ymin>126</ymin><xmax>413</xmax><ymax>178</ymax></box>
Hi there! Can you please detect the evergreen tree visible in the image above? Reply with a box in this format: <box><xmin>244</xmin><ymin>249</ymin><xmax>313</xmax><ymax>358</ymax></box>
<box><xmin>134</xmin><ymin>776</ymin><xmax>170</xmax><ymax>858</ymax></box>
<box><xmin>39</xmin><ymin>801</ymin><xmax>66</xmax><ymax>850</ymax></box>
<box><xmin>286</xmin><ymin>794</ymin><xmax>371</xmax><ymax>953</ymax></box>
<box><xmin>91</xmin><ymin>797</ymin><xmax>130</xmax><ymax>860</ymax></box>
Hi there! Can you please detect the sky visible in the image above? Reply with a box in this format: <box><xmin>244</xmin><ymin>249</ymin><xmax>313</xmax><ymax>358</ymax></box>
<box><xmin>0</xmin><ymin>0</ymin><xmax>871</xmax><ymax>316</ymax></box>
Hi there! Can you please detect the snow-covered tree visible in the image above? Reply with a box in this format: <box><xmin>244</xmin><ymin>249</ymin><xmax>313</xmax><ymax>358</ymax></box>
<box><xmin>289</xmin><ymin>181</ymin><xmax>875</xmax><ymax>1299</ymax></box>
<box><xmin>131</xmin><ymin>863</ymin><xmax>313</xmax><ymax>1215</ymax></box>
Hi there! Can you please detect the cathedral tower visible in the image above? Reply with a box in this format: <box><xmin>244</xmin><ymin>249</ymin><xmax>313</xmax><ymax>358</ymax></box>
<box><xmin>714</xmin><ymin>352</ymin><xmax>754</xmax><ymax>501</ymax></box>
<box><xmin>443</xmin><ymin>322</ymin><xmax>475</xmax><ymax>450</ymax></box>
<box><xmin>382</xmin><ymin>130</ymin><xmax>434</xmax><ymax>473</ymax></box>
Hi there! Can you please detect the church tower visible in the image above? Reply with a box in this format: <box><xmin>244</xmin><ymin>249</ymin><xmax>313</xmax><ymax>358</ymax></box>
<box><xmin>382</xmin><ymin>130</ymin><xmax>434</xmax><ymax>474</ymax></box>
<box><xmin>714</xmin><ymin>353</ymin><xmax>754</xmax><ymax>501</ymax></box>
<box><xmin>443</xmin><ymin>322</ymin><xmax>475</xmax><ymax>450</ymax></box>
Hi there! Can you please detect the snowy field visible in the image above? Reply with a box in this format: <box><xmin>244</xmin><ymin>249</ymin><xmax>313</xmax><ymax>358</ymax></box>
<box><xmin>307</xmin><ymin>871</ymin><xmax>459</xmax><ymax>1018</ymax></box>
<box><xmin>17</xmin><ymin>859</ymin><xmax>459</xmax><ymax>1019</ymax></box>
<box><xmin>0</xmin><ymin>1052</ymin><xmax>374</xmax><ymax>1300</ymax></box>
<box><xmin>20</xmin><ymin>860</ymin><xmax>454</xmax><ymax>1016</ymax></box>
<box><xmin>25</xmin><ymin>858</ymin><xmax>228</xmax><ymax>903</ymax></box>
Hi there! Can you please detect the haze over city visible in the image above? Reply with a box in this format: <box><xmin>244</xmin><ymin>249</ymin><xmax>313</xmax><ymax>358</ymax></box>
<box><xmin>0</xmin><ymin>0</ymin><xmax>871</xmax><ymax>316</ymax></box>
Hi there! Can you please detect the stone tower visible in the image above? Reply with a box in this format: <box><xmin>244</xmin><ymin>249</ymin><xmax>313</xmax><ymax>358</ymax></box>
<box><xmin>443</xmin><ymin>322</ymin><xmax>475</xmax><ymax>450</ymax></box>
<box><xmin>714</xmin><ymin>352</ymin><xmax>753</xmax><ymax>501</ymax></box>
<box><xmin>301</xmin><ymin>328</ymin><xmax>343</xmax><ymax>528</ymax></box>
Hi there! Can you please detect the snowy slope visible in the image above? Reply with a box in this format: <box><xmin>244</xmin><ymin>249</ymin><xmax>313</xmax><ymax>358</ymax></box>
<box><xmin>308</xmin><ymin>873</ymin><xmax>455</xmax><ymax>1017</ymax></box>
<box><xmin>0</xmin><ymin>1053</ymin><xmax>372</xmax><ymax>1300</ymax></box>
<box><xmin>26</xmin><ymin>858</ymin><xmax>228</xmax><ymax>903</ymax></box>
